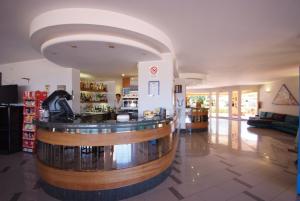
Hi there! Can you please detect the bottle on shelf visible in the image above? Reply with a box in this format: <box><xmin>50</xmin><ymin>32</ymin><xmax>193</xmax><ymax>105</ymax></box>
<box><xmin>80</xmin><ymin>91</ymin><xmax>108</xmax><ymax>103</ymax></box>
<box><xmin>80</xmin><ymin>80</ymin><xmax>107</xmax><ymax>92</ymax></box>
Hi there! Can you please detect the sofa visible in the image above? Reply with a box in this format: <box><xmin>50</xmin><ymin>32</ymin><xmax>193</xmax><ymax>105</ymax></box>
<box><xmin>247</xmin><ymin>111</ymin><xmax>299</xmax><ymax>136</ymax></box>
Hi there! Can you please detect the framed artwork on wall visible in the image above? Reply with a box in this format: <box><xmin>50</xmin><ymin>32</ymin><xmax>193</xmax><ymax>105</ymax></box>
<box><xmin>272</xmin><ymin>84</ymin><xmax>299</xmax><ymax>105</ymax></box>
<box><xmin>148</xmin><ymin>81</ymin><xmax>160</xmax><ymax>96</ymax></box>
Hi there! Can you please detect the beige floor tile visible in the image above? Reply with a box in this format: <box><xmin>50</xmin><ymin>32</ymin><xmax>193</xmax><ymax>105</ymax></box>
<box><xmin>193</xmin><ymin>186</ymin><xmax>237</xmax><ymax>201</ymax></box>
<box><xmin>227</xmin><ymin>192</ymin><xmax>261</xmax><ymax>201</ymax></box>
<box><xmin>142</xmin><ymin>188</ymin><xmax>179</xmax><ymax>201</ymax></box>
<box><xmin>248</xmin><ymin>180</ymin><xmax>289</xmax><ymax>200</ymax></box>
<box><xmin>0</xmin><ymin>118</ymin><xmax>297</xmax><ymax>201</ymax></box>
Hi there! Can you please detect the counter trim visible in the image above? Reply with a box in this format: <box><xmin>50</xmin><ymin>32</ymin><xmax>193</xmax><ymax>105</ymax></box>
<box><xmin>37</xmin><ymin>123</ymin><xmax>172</xmax><ymax>146</ymax></box>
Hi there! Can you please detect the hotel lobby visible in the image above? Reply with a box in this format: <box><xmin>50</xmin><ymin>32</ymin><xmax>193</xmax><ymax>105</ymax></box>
<box><xmin>0</xmin><ymin>1</ymin><xmax>299</xmax><ymax>201</ymax></box>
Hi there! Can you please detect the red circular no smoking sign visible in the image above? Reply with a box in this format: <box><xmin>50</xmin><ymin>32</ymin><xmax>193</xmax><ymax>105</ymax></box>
<box><xmin>150</xmin><ymin>66</ymin><xmax>159</xmax><ymax>75</ymax></box>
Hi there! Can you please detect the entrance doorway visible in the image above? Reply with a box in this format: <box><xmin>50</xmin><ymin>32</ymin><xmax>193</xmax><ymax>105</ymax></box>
<box><xmin>241</xmin><ymin>90</ymin><xmax>258</xmax><ymax>119</ymax></box>
<box><xmin>231</xmin><ymin>91</ymin><xmax>239</xmax><ymax>119</ymax></box>
<box><xmin>211</xmin><ymin>92</ymin><xmax>217</xmax><ymax>117</ymax></box>
<box><xmin>218</xmin><ymin>92</ymin><xmax>229</xmax><ymax>117</ymax></box>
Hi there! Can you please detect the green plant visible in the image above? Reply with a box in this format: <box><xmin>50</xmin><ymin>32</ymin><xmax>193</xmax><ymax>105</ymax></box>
<box><xmin>189</xmin><ymin>96</ymin><xmax>205</xmax><ymax>104</ymax></box>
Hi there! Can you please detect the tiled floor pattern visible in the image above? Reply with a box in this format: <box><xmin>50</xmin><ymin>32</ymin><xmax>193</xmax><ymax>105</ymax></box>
<box><xmin>0</xmin><ymin>119</ymin><xmax>298</xmax><ymax>201</ymax></box>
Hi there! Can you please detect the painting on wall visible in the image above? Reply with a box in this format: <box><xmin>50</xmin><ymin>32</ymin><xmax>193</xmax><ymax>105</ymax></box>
<box><xmin>272</xmin><ymin>84</ymin><xmax>299</xmax><ymax>105</ymax></box>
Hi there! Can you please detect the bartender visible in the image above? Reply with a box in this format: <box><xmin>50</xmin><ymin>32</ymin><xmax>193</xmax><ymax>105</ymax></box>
<box><xmin>114</xmin><ymin>93</ymin><xmax>122</xmax><ymax>113</ymax></box>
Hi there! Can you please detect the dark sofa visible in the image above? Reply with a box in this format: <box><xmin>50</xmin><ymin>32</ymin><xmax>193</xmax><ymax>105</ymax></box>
<box><xmin>247</xmin><ymin>111</ymin><xmax>299</xmax><ymax>136</ymax></box>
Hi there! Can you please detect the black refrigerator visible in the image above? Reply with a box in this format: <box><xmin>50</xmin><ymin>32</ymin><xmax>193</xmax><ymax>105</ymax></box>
<box><xmin>0</xmin><ymin>105</ymin><xmax>23</xmax><ymax>154</ymax></box>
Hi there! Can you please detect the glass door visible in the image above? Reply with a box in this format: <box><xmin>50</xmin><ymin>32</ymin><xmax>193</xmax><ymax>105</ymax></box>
<box><xmin>210</xmin><ymin>92</ymin><xmax>217</xmax><ymax>117</ymax></box>
<box><xmin>241</xmin><ymin>90</ymin><xmax>258</xmax><ymax>119</ymax></box>
<box><xmin>218</xmin><ymin>92</ymin><xmax>229</xmax><ymax>117</ymax></box>
<box><xmin>186</xmin><ymin>93</ymin><xmax>209</xmax><ymax>108</ymax></box>
<box><xmin>231</xmin><ymin>91</ymin><xmax>239</xmax><ymax>118</ymax></box>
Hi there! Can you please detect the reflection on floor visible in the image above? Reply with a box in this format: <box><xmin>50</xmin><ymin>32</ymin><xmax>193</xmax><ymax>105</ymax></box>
<box><xmin>0</xmin><ymin>118</ymin><xmax>298</xmax><ymax>201</ymax></box>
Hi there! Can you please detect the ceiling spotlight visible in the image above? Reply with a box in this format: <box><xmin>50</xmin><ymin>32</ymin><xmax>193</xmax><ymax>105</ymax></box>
<box><xmin>108</xmin><ymin>45</ymin><xmax>115</xmax><ymax>49</ymax></box>
<box><xmin>121</xmin><ymin>74</ymin><xmax>125</xmax><ymax>77</ymax></box>
<box><xmin>71</xmin><ymin>45</ymin><xmax>77</xmax><ymax>48</ymax></box>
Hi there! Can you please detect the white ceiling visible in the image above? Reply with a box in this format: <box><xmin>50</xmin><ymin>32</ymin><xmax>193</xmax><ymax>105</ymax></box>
<box><xmin>43</xmin><ymin>40</ymin><xmax>160</xmax><ymax>77</ymax></box>
<box><xmin>0</xmin><ymin>0</ymin><xmax>299</xmax><ymax>88</ymax></box>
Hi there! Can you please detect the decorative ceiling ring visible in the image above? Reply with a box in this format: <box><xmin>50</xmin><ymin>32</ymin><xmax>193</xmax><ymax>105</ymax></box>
<box><xmin>30</xmin><ymin>8</ymin><xmax>174</xmax><ymax>56</ymax></box>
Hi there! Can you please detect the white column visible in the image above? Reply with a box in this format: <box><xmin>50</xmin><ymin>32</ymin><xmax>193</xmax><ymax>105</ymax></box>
<box><xmin>208</xmin><ymin>91</ymin><xmax>212</xmax><ymax>118</ymax></box>
<box><xmin>216</xmin><ymin>92</ymin><xmax>219</xmax><ymax>118</ymax></box>
<box><xmin>238</xmin><ymin>88</ymin><xmax>242</xmax><ymax>120</ymax></box>
<box><xmin>137</xmin><ymin>54</ymin><xmax>174</xmax><ymax>117</ymax></box>
<box><xmin>174</xmin><ymin>78</ymin><xmax>186</xmax><ymax>129</ymax></box>
<box><xmin>228</xmin><ymin>89</ymin><xmax>232</xmax><ymax>119</ymax></box>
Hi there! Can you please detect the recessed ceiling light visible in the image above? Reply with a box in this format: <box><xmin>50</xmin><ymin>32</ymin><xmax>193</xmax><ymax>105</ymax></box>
<box><xmin>121</xmin><ymin>73</ymin><xmax>125</xmax><ymax>77</ymax></box>
<box><xmin>71</xmin><ymin>45</ymin><xmax>77</xmax><ymax>48</ymax></box>
<box><xmin>108</xmin><ymin>45</ymin><xmax>115</xmax><ymax>49</ymax></box>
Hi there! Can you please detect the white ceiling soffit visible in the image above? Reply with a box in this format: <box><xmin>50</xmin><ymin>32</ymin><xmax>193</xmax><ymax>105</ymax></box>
<box><xmin>179</xmin><ymin>73</ymin><xmax>207</xmax><ymax>80</ymax></box>
<box><xmin>179</xmin><ymin>73</ymin><xmax>207</xmax><ymax>86</ymax></box>
<box><xmin>30</xmin><ymin>8</ymin><xmax>174</xmax><ymax>57</ymax></box>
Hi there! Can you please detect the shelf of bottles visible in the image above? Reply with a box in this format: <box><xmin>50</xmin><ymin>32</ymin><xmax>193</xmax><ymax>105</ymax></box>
<box><xmin>80</xmin><ymin>80</ymin><xmax>107</xmax><ymax>92</ymax></box>
<box><xmin>80</xmin><ymin>80</ymin><xmax>108</xmax><ymax>103</ymax></box>
<box><xmin>22</xmin><ymin>91</ymin><xmax>47</xmax><ymax>153</ymax></box>
<box><xmin>80</xmin><ymin>92</ymin><xmax>108</xmax><ymax>103</ymax></box>
<box><xmin>80</xmin><ymin>80</ymin><xmax>110</xmax><ymax>113</ymax></box>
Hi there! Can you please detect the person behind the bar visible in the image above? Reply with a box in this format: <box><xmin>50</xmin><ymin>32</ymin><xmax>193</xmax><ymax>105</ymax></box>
<box><xmin>114</xmin><ymin>93</ymin><xmax>122</xmax><ymax>113</ymax></box>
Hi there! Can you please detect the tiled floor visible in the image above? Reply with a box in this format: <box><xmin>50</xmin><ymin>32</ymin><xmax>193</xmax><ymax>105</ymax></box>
<box><xmin>0</xmin><ymin>118</ymin><xmax>298</xmax><ymax>201</ymax></box>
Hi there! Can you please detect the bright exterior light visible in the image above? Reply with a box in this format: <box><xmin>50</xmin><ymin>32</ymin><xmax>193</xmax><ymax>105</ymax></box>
<box><xmin>80</xmin><ymin>73</ymin><xmax>93</xmax><ymax>79</ymax></box>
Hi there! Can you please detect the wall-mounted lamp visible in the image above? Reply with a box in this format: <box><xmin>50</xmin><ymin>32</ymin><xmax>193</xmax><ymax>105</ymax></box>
<box><xmin>265</xmin><ymin>86</ymin><xmax>271</xmax><ymax>92</ymax></box>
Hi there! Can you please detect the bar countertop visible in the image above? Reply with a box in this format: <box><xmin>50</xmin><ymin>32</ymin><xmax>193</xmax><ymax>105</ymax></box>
<box><xmin>35</xmin><ymin>115</ymin><xmax>173</xmax><ymax>130</ymax></box>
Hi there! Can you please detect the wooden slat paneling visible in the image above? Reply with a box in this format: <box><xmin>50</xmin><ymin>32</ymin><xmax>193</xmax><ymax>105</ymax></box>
<box><xmin>191</xmin><ymin>111</ymin><xmax>208</xmax><ymax>116</ymax></box>
<box><xmin>186</xmin><ymin>122</ymin><xmax>208</xmax><ymax>129</ymax></box>
<box><xmin>37</xmin><ymin>134</ymin><xmax>178</xmax><ymax>191</ymax></box>
<box><xmin>122</xmin><ymin>77</ymin><xmax>130</xmax><ymax>88</ymax></box>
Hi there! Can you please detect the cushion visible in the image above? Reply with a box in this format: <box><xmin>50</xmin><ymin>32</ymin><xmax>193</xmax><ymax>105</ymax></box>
<box><xmin>265</xmin><ymin>112</ymin><xmax>273</xmax><ymax>119</ymax></box>
<box><xmin>272</xmin><ymin>121</ymin><xmax>298</xmax><ymax>129</ymax></box>
<box><xmin>272</xmin><ymin>113</ymin><xmax>286</xmax><ymax>121</ymax></box>
<box><xmin>285</xmin><ymin>115</ymin><xmax>299</xmax><ymax>125</ymax></box>
<box><xmin>272</xmin><ymin>121</ymin><xmax>285</xmax><ymax>126</ymax></box>
<box><xmin>260</xmin><ymin>112</ymin><xmax>267</xmax><ymax>118</ymax></box>
<box><xmin>248</xmin><ymin>119</ymin><xmax>272</xmax><ymax>125</ymax></box>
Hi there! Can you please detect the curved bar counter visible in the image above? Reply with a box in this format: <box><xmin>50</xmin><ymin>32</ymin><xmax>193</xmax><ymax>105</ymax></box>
<box><xmin>35</xmin><ymin>116</ymin><xmax>178</xmax><ymax>201</ymax></box>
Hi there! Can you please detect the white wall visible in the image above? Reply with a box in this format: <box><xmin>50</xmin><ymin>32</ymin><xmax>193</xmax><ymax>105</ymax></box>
<box><xmin>72</xmin><ymin>68</ymin><xmax>80</xmax><ymax>113</ymax></box>
<box><xmin>138</xmin><ymin>57</ymin><xmax>174</xmax><ymax>116</ymax></box>
<box><xmin>259</xmin><ymin>76</ymin><xmax>299</xmax><ymax>116</ymax></box>
<box><xmin>0</xmin><ymin>59</ymin><xmax>80</xmax><ymax>112</ymax></box>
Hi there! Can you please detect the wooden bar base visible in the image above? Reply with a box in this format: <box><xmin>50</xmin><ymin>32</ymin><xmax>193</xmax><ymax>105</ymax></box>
<box><xmin>40</xmin><ymin>167</ymin><xmax>171</xmax><ymax>201</ymax></box>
